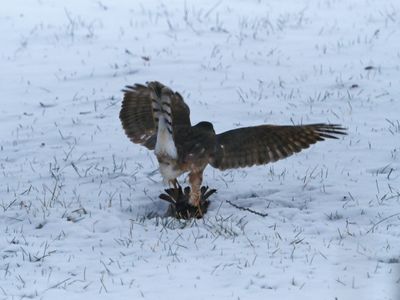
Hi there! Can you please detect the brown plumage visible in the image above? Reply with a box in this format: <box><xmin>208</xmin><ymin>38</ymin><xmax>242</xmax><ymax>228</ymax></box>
<box><xmin>120</xmin><ymin>81</ymin><xmax>346</xmax><ymax>211</ymax></box>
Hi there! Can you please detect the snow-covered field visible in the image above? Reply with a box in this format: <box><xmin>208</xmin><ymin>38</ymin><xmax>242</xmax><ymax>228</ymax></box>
<box><xmin>1</xmin><ymin>0</ymin><xmax>399</xmax><ymax>299</ymax></box>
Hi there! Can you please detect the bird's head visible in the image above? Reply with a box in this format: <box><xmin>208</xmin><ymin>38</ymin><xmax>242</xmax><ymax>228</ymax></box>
<box><xmin>194</xmin><ymin>121</ymin><xmax>215</xmax><ymax>133</ymax></box>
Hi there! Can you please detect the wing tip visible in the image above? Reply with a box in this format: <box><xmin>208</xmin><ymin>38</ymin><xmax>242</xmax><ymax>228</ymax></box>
<box><xmin>312</xmin><ymin>123</ymin><xmax>348</xmax><ymax>139</ymax></box>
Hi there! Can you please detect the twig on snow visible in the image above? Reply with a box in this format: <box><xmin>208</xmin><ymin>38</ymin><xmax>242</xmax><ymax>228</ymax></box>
<box><xmin>366</xmin><ymin>212</ymin><xmax>400</xmax><ymax>233</ymax></box>
<box><xmin>225</xmin><ymin>200</ymin><xmax>268</xmax><ymax>217</ymax></box>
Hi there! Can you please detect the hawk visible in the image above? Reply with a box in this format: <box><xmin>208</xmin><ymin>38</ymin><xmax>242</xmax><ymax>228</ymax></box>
<box><xmin>120</xmin><ymin>81</ymin><xmax>346</xmax><ymax>217</ymax></box>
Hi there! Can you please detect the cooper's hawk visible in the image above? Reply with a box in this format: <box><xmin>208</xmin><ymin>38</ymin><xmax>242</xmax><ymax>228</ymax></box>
<box><xmin>120</xmin><ymin>81</ymin><xmax>346</xmax><ymax>216</ymax></box>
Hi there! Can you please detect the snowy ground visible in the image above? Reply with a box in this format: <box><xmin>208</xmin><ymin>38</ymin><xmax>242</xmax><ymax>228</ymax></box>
<box><xmin>1</xmin><ymin>0</ymin><xmax>400</xmax><ymax>299</ymax></box>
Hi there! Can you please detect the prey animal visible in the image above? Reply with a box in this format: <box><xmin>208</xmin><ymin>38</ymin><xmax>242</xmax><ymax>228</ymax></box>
<box><xmin>119</xmin><ymin>81</ymin><xmax>346</xmax><ymax>218</ymax></box>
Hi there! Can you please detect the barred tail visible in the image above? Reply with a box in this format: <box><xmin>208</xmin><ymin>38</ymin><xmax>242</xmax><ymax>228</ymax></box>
<box><xmin>148</xmin><ymin>82</ymin><xmax>178</xmax><ymax>159</ymax></box>
<box><xmin>150</xmin><ymin>84</ymin><xmax>173</xmax><ymax>134</ymax></box>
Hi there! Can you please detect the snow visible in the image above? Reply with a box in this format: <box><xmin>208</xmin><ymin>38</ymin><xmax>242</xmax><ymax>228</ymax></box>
<box><xmin>1</xmin><ymin>0</ymin><xmax>399</xmax><ymax>299</ymax></box>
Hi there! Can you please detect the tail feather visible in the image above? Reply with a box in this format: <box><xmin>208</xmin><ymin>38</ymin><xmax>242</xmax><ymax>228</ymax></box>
<box><xmin>149</xmin><ymin>82</ymin><xmax>173</xmax><ymax>133</ymax></box>
<box><xmin>147</xmin><ymin>82</ymin><xmax>178</xmax><ymax>159</ymax></box>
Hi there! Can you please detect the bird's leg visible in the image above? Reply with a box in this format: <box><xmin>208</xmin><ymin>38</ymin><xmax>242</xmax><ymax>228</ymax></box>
<box><xmin>188</xmin><ymin>171</ymin><xmax>203</xmax><ymax>208</ymax></box>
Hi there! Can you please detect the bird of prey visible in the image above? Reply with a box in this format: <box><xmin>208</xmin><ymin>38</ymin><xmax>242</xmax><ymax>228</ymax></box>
<box><xmin>120</xmin><ymin>81</ymin><xmax>346</xmax><ymax>217</ymax></box>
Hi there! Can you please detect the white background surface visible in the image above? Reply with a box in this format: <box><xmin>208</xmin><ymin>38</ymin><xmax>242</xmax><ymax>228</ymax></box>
<box><xmin>1</xmin><ymin>0</ymin><xmax>399</xmax><ymax>299</ymax></box>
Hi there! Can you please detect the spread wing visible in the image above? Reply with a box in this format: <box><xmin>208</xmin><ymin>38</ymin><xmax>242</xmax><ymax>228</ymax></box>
<box><xmin>119</xmin><ymin>81</ymin><xmax>191</xmax><ymax>150</ymax></box>
<box><xmin>209</xmin><ymin>124</ymin><xmax>346</xmax><ymax>170</ymax></box>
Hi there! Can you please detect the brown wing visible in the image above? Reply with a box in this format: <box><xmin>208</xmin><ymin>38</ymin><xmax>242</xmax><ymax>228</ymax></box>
<box><xmin>209</xmin><ymin>124</ymin><xmax>346</xmax><ymax>170</ymax></box>
<box><xmin>119</xmin><ymin>81</ymin><xmax>191</xmax><ymax>150</ymax></box>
